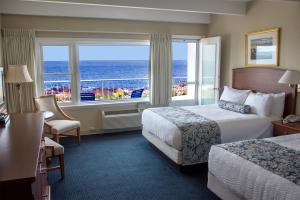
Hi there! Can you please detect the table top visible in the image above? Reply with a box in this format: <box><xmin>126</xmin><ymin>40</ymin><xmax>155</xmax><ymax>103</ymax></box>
<box><xmin>272</xmin><ymin>120</ymin><xmax>300</xmax><ymax>131</ymax></box>
<box><xmin>0</xmin><ymin>112</ymin><xmax>44</xmax><ymax>183</ymax></box>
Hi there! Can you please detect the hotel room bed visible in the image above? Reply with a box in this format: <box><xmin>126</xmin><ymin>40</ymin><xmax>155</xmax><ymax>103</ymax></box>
<box><xmin>143</xmin><ymin>104</ymin><xmax>276</xmax><ymax>149</ymax></box>
<box><xmin>208</xmin><ymin>133</ymin><xmax>300</xmax><ymax>200</ymax></box>
<box><xmin>142</xmin><ymin>104</ymin><xmax>277</xmax><ymax>165</ymax></box>
<box><xmin>142</xmin><ymin>67</ymin><xmax>297</xmax><ymax>166</ymax></box>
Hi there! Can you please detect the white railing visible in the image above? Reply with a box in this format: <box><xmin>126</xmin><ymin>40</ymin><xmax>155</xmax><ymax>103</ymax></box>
<box><xmin>44</xmin><ymin>77</ymin><xmax>189</xmax><ymax>102</ymax></box>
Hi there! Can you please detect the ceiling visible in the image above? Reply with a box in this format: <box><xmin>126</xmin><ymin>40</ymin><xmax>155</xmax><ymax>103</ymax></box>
<box><xmin>0</xmin><ymin>0</ymin><xmax>254</xmax><ymax>24</ymax></box>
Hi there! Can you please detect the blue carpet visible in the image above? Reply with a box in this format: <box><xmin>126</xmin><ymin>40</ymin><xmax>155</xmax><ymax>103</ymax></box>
<box><xmin>49</xmin><ymin>131</ymin><xmax>219</xmax><ymax>200</ymax></box>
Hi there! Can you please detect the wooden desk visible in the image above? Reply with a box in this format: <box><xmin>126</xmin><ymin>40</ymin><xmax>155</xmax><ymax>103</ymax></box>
<box><xmin>0</xmin><ymin>112</ymin><xmax>50</xmax><ymax>200</ymax></box>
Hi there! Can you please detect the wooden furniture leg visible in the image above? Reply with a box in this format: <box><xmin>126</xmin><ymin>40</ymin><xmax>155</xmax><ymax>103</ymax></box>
<box><xmin>53</xmin><ymin>134</ymin><xmax>59</xmax><ymax>143</ymax></box>
<box><xmin>45</xmin><ymin>137</ymin><xmax>65</xmax><ymax>180</ymax></box>
<box><xmin>77</xmin><ymin>127</ymin><xmax>81</xmax><ymax>145</ymax></box>
<box><xmin>59</xmin><ymin>154</ymin><xmax>65</xmax><ymax>179</ymax></box>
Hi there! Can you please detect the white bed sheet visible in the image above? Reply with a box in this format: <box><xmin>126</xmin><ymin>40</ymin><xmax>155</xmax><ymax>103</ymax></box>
<box><xmin>208</xmin><ymin>134</ymin><xmax>300</xmax><ymax>200</ymax></box>
<box><xmin>142</xmin><ymin>104</ymin><xmax>278</xmax><ymax>151</ymax></box>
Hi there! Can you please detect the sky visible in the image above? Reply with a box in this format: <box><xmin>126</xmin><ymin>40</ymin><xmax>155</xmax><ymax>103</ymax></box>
<box><xmin>43</xmin><ymin>42</ymin><xmax>187</xmax><ymax>61</ymax></box>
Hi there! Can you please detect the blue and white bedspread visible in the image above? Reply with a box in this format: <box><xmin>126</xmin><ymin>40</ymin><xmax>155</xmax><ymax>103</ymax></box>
<box><xmin>218</xmin><ymin>139</ymin><xmax>300</xmax><ymax>186</ymax></box>
<box><xmin>209</xmin><ymin>134</ymin><xmax>300</xmax><ymax>200</ymax></box>
<box><xmin>149</xmin><ymin>106</ymin><xmax>221</xmax><ymax>165</ymax></box>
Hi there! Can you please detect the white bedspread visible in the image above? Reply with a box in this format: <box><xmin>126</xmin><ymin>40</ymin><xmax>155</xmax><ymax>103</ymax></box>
<box><xmin>208</xmin><ymin>134</ymin><xmax>300</xmax><ymax>200</ymax></box>
<box><xmin>142</xmin><ymin>104</ymin><xmax>277</xmax><ymax>150</ymax></box>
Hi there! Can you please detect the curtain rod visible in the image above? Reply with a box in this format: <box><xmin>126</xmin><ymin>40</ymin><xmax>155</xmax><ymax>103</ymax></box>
<box><xmin>34</xmin><ymin>29</ymin><xmax>151</xmax><ymax>35</ymax></box>
<box><xmin>33</xmin><ymin>29</ymin><xmax>201</xmax><ymax>39</ymax></box>
<box><xmin>3</xmin><ymin>28</ymin><xmax>200</xmax><ymax>37</ymax></box>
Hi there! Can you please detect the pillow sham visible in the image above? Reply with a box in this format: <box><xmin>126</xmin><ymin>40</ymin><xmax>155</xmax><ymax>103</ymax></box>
<box><xmin>218</xmin><ymin>100</ymin><xmax>251</xmax><ymax>114</ymax></box>
<box><xmin>244</xmin><ymin>92</ymin><xmax>272</xmax><ymax>116</ymax></box>
<box><xmin>258</xmin><ymin>92</ymin><xmax>285</xmax><ymax>118</ymax></box>
<box><xmin>220</xmin><ymin>86</ymin><xmax>251</xmax><ymax>104</ymax></box>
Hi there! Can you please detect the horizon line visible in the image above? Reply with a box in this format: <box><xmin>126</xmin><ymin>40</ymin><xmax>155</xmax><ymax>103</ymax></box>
<box><xmin>44</xmin><ymin>59</ymin><xmax>187</xmax><ymax>62</ymax></box>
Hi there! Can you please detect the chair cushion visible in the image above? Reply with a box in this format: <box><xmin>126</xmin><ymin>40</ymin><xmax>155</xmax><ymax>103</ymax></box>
<box><xmin>45</xmin><ymin>137</ymin><xmax>64</xmax><ymax>156</ymax></box>
<box><xmin>47</xmin><ymin>120</ymin><xmax>80</xmax><ymax>135</ymax></box>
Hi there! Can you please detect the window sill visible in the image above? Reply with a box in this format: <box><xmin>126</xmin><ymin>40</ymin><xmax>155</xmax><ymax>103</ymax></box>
<box><xmin>172</xmin><ymin>96</ymin><xmax>195</xmax><ymax>101</ymax></box>
<box><xmin>170</xmin><ymin>97</ymin><xmax>197</xmax><ymax>106</ymax></box>
<box><xmin>60</xmin><ymin>98</ymin><xmax>150</xmax><ymax>110</ymax></box>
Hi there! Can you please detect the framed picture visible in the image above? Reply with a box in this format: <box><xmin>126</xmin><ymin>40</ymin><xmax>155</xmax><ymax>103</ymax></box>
<box><xmin>245</xmin><ymin>28</ymin><xmax>280</xmax><ymax>67</ymax></box>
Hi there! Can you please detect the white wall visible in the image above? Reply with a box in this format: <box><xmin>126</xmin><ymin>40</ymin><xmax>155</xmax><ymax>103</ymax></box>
<box><xmin>1</xmin><ymin>14</ymin><xmax>208</xmax><ymax>36</ymax></box>
<box><xmin>208</xmin><ymin>0</ymin><xmax>300</xmax><ymax>113</ymax></box>
<box><xmin>62</xmin><ymin>103</ymin><xmax>145</xmax><ymax>134</ymax></box>
<box><xmin>63</xmin><ymin>106</ymin><xmax>102</xmax><ymax>134</ymax></box>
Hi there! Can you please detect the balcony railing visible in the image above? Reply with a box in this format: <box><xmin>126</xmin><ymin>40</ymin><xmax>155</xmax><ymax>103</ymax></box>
<box><xmin>44</xmin><ymin>77</ymin><xmax>189</xmax><ymax>102</ymax></box>
<box><xmin>43</xmin><ymin>77</ymin><xmax>217</xmax><ymax>103</ymax></box>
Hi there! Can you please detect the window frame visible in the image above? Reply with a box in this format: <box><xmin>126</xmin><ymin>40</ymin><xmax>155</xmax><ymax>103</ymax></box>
<box><xmin>171</xmin><ymin>35</ymin><xmax>201</xmax><ymax>105</ymax></box>
<box><xmin>37</xmin><ymin>41</ymin><xmax>75</xmax><ymax>105</ymax></box>
<box><xmin>36</xmin><ymin>38</ymin><xmax>150</xmax><ymax>105</ymax></box>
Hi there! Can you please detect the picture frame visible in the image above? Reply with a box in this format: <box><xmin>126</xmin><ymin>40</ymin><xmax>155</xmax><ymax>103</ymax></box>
<box><xmin>245</xmin><ymin>28</ymin><xmax>280</xmax><ymax>67</ymax></box>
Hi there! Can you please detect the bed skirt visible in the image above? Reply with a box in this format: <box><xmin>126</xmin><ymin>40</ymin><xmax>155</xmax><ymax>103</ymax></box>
<box><xmin>143</xmin><ymin>129</ymin><xmax>183</xmax><ymax>165</ymax></box>
<box><xmin>207</xmin><ymin>172</ymin><xmax>243</xmax><ymax>200</ymax></box>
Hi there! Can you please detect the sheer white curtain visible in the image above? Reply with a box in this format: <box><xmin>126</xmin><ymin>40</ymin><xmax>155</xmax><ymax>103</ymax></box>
<box><xmin>149</xmin><ymin>33</ymin><xmax>172</xmax><ymax>106</ymax></box>
<box><xmin>2</xmin><ymin>29</ymin><xmax>36</xmax><ymax>113</ymax></box>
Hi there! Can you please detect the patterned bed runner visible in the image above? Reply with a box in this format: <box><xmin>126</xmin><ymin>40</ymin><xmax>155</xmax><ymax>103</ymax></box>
<box><xmin>149</xmin><ymin>107</ymin><xmax>221</xmax><ymax>165</ymax></box>
<box><xmin>217</xmin><ymin>140</ymin><xmax>300</xmax><ymax>185</ymax></box>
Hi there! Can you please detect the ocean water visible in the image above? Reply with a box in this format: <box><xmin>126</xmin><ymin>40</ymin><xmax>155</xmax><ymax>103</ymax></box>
<box><xmin>44</xmin><ymin>60</ymin><xmax>187</xmax><ymax>89</ymax></box>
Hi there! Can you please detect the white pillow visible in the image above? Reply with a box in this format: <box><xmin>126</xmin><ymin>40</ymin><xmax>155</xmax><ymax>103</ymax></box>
<box><xmin>244</xmin><ymin>92</ymin><xmax>272</xmax><ymax>116</ymax></box>
<box><xmin>258</xmin><ymin>92</ymin><xmax>285</xmax><ymax>118</ymax></box>
<box><xmin>220</xmin><ymin>86</ymin><xmax>251</xmax><ymax>104</ymax></box>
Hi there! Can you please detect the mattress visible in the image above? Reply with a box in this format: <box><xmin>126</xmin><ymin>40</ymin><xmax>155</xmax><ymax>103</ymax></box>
<box><xmin>142</xmin><ymin>104</ymin><xmax>277</xmax><ymax>151</ymax></box>
<box><xmin>208</xmin><ymin>134</ymin><xmax>300</xmax><ymax>200</ymax></box>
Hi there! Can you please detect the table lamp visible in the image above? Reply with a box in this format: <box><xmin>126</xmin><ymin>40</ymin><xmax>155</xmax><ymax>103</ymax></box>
<box><xmin>5</xmin><ymin>65</ymin><xmax>33</xmax><ymax>113</ymax></box>
<box><xmin>278</xmin><ymin>70</ymin><xmax>300</xmax><ymax>89</ymax></box>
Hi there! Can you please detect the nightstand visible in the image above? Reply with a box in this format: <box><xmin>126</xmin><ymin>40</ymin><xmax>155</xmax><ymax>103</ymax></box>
<box><xmin>272</xmin><ymin>121</ymin><xmax>300</xmax><ymax>136</ymax></box>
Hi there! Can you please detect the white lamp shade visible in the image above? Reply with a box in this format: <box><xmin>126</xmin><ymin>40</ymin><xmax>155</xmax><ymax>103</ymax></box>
<box><xmin>278</xmin><ymin>70</ymin><xmax>300</xmax><ymax>85</ymax></box>
<box><xmin>5</xmin><ymin>65</ymin><xmax>33</xmax><ymax>83</ymax></box>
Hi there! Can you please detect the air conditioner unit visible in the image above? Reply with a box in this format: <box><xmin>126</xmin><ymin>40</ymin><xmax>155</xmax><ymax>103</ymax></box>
<box><xmin>101</xmin><ymin>108</ymin><xmax>142</xmax><ymax>131</ymax></box>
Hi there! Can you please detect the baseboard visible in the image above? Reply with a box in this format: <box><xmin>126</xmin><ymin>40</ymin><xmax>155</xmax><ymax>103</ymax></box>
<box><xmin>80</xmin><ymin>127</ymin><xmax>142</xmax><ymax>135</ymax></box>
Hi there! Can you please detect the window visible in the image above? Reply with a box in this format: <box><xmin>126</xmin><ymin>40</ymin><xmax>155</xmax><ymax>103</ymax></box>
<box><xmin>41</xmin><ymin>45</ymin><xmax>72</xmax><ymax>102</ymax></box>
<box><xmin>172</xmin><ymin>39</ymin><xmax>198</xmax><ymax>101</ymax></box>
<box><xmin>39</xmin><ymin>40</ymin><xmax>150</xmax><ymax>103</ymax></box>
<box><xmin>78</xmin><ymin>44</ymin><xmax>149</xmax><ymax>101</ymax></box>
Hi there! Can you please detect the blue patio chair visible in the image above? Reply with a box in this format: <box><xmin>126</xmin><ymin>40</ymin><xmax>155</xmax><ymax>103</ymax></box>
<box><xmin>80</xmin><ymin>93</ymin><xmax>95</xmax><ymax>101</ymax></box>
<box><xmin>131</xmin><ymin>89</ymin><xmax>144</xmax><ymax>98</ymax></box>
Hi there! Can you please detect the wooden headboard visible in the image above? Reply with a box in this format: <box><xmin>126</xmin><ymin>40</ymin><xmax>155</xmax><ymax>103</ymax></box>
<box><xmin>232</xmin><ymin>67</ymin><xmax>297</xmax><ymax>117</ymax></box>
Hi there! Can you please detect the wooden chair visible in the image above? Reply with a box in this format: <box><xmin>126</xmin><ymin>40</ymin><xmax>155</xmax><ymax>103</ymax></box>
<box><xmin>44</xmin><ymin>137</ymin><xmax>65</xmax><ymax>179</ymax></box>
<box><xmin>34</xmin><ymin>95</ymin><xmax>81</xmax><ymax>144</ymax></box>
